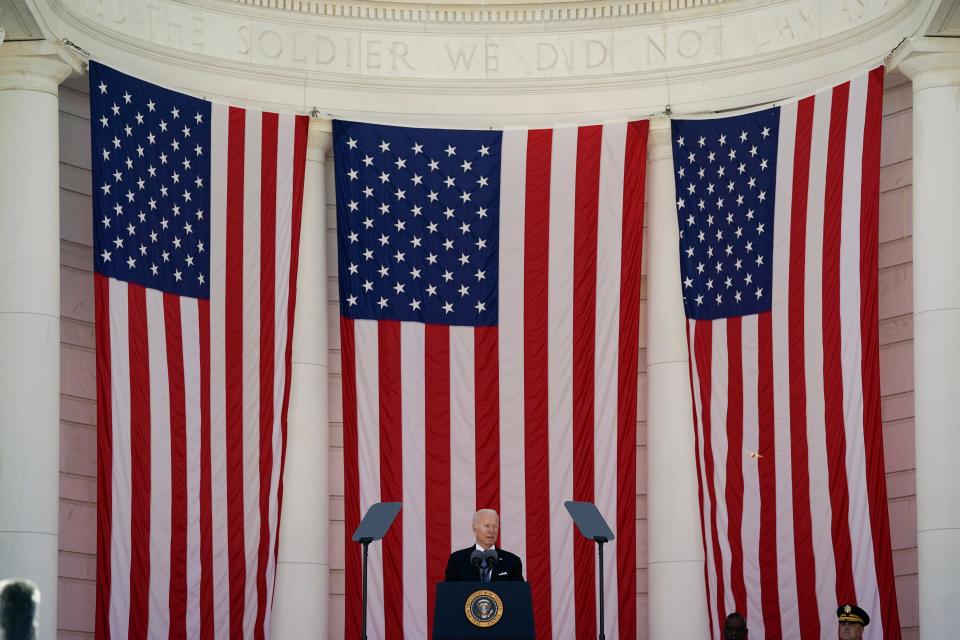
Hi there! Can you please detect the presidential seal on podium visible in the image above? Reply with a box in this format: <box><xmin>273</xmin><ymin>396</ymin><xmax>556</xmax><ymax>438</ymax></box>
<box><xmin>464</xmin><ymin>589</ymin><xmax>504</xmax><ymax>627</ymax></box>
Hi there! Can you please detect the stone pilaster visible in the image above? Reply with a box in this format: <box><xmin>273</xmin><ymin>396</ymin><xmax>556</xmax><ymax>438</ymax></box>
<box><xmin>892</xmin><ymin>36</ymin><xmax>960</xmax><ymax>640</ymax></box>
<box><xmin>644</xmin><ymin>117</ymin><xmax>710</xmax><ymax>640</ymax></box>
<box><xmin>0</xmin><ymin>40</ymin><xmax>79</xmax><ymax>639</ymax></box>
<box><xmin>271</xmin><ymin>119</ymin><xmax>333</xmax><ymax>638</ymax></box>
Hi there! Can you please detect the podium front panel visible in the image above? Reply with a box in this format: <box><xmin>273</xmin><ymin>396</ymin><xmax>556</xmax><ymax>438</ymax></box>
<box><xmin>432</xmin><ymin>582</ymin><xmax>535</xmax><ymax>639</ymax></box>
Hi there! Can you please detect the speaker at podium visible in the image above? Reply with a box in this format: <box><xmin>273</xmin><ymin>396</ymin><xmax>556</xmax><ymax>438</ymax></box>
<box><xmin>432</xmin><ymin>581</ymin><xmax>535</xmax><ymax>639</ymax></box>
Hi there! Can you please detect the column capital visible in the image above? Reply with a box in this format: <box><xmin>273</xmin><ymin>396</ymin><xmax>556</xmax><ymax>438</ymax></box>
<box><xmin>307</xmin><ymin>117</ymin><xmax>333</xmax><ymax>161</ymax></box>
<box><xmin>889</xmin><ymin>36</ymin><xmax>960</xmax><ymax>92</ymax></box>
<box><xmin>0</xmin><ymin>40</ymin><xmax>82</xmax><ymax>95</ymax></box>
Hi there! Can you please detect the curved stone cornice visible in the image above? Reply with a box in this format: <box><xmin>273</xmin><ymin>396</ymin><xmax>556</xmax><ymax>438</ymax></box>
<box><xmin>219</xmin><ymin>0</ymin><xmax>729</xmax><ymax>26</ymax></box>
<box><xmin>25</xmin><ymin>0</ymin><xmax>945</xmax><ymax>122</ymax></box>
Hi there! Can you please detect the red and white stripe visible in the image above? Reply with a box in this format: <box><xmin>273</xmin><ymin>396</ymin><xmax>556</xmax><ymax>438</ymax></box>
<box><xmin>686</xmin><ymin>67</ymin><xmax>901</xmax><ymax>639</ymax></box>
<box><xmin>95</xmin><ymin>107</ymin><xmax>308</xmax><ymax>639</ymax></box>
<box><xmin>342</xmin><ymin>120</ymin><xmax>648</xmax><ymax>639</ymax></box>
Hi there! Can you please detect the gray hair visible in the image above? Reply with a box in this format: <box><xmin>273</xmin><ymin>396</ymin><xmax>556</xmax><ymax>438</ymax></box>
<box><xmin>472</xmin><ymin>509</ymin><xmax>499</xmax><ymax>527</ymax></box>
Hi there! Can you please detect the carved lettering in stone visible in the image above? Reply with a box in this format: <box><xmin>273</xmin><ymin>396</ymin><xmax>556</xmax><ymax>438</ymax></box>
<box><xmin>317</xmin><ymin>36</ymin><xmax>337</xmax><ymax>65</ymax></box>
<box><xmin>617</xmin><ymin>23</ymin><xmax>722</xmax><ymax>72</ymax></box>
<box><xmin>840</xmin><ymin>0</ymin><xmax>870</xmax><ymax>22</ymax></box>
<box><xmin>290</xmin><ymin>33</ymin><xmax>337</xmax><ymax>64</ymax></box>
<box><xmin>57</xmin><ymin>0</ymin><xmax>905</xmax><ymax>82</ymax></box>
<box><xmin>536</xmin><ymin>42</ymin><xmax>558</xmax><ymax>71</ymax></box>
<box><xmin>446</xmin><ymin>44</ymin><xmax>478</xmax><ymax>73</ymax></box>
<box><xmin>111</xmin><ymin>0</ymin><xmax>127</xmax><ymax>24</ymax></box>
<box><xmin>238</xmin><ymin>24</ymin><xmax>251</xmax><ymax>56</ymax></box>
<box><xmin>258</xmin><ymin>29</ymin><xmax>283</xmax><ymax>59</ymax></box>
<box><xmin>72</xmin><ymin>0</ymin><xmax>129</xmax><ymax>26</ymax></box>
<box><xmin>486</xmin><ymin>43</ymin><xmax>499</xmax><ymax>74</ymax></box>
<box><xmin>366</xmin><ymin>39</ymin><xmax>382</xmax><ymax>70</ymax></box>
<box><xmin>192</xmin><ymin>15</ymin><xmax>205</xmax><ymax>50</ymax></box>
<box><xmin>677</xmin><ymin>29</ymin><xmax>702</xmax><ymax>58</ymax></box>
<box><xmin>750</xmin><ymin>2</ymin><xmax>818</xmax><ymax>52</ymax></box>
<box><xmin>531</xmin><ymin>39</ymin><xmax>611</xmax><ymax>74</ymax></box>
<box><xmin>655</xmin><ymin>23</ymin><xmax>723</xmax><ymax>65</ymax></box>
<box><xmin>587</xmin><ymin>40</ymin><xmax>607</xmax><ymax>68</ymax></box>
<box><xmin>645</xmin><ymin>31</ymin><xmax>667</xmax><ymax>66</ymax></box>
<box><xmin>823</xmin><ymin>0</ymin><xmax>896</xmax><ymax>34</ymax></box>
<box><xmin>780</xmin><ymin>6</ymin><xmax>817</xmax><ymax>42</ymax></box>
<box><xmin>241</xmin><ymin>26</ymin><xmax>352</xmax><ymax>68</ymax></box>
<box><xmin>390</xmin><ymin>42</ymin><xmax>414</xmax><ymax>71</ymax></box>
<box><xmin>147</xmin><ymin>0</ymin><xmax>205</xmax><ymax>51</ymax></box>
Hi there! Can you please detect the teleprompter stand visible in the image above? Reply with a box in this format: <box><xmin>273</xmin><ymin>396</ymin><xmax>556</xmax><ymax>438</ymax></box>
<box><xmin>564</xmin><ymin>501</ymin><xmax>616</xmax><ymax>640</ymax></box>
<box><xmin>352</xmin><ymin>502</ymin><xmax>402</xmax><ymax>640</ymax></box>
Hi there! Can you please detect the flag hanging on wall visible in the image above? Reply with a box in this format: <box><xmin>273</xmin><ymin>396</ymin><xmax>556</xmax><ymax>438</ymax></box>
<box><xmin>90</xmin><ymin>62</ymin><xmax>308</xmax><ymax>639</ymax></box>
<box><xmin>335</xmin><ymin>119</ymin><xmax>648</xmax><ymax>639</ymax></box>
<box><xmin>671</xmin><ymin>66</ymin><xmax>901</xmax><ymax>639</ymax></box>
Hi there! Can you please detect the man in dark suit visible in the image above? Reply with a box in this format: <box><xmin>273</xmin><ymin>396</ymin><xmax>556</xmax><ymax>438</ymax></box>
<box><xmin>444</xmin><ymin>509</ymin><xmax>524</xmax><ymax>582</ymax></box>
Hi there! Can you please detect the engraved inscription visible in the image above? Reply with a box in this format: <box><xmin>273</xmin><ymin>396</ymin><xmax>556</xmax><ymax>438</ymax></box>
<box><xmin>751</xmin><ymin>3</ymin><xmax>819</xmax><ymax>52</ymax></box>
<box><xmin>534</xmin><ymin>40</ymin><xmax>608</xmax><ymax>71</ymax></box>
<box><xmin>57</xmin><ymin>0</ymin><xmax>907</xmax><ymax>81</ymax></box>
<box><xmin>147</xmin><ymin>0</ymin><xmax>206</xmax><ymax>51</ymax></box>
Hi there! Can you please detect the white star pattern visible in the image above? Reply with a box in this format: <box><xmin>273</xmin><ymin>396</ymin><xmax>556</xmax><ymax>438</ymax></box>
<box><xmin>91</xmin><ymin>64</ymin><xmax>210</xmax><ymax>297</ymax></box>
<box><xmin>336</xmin><ymin>122</ymin><xmax>499</xmax><ymax>324</ymax></box>
<box><xmin>673</xmin><ymin>110</ymin><xmax>776</xmax><ymax>319</ymax></box>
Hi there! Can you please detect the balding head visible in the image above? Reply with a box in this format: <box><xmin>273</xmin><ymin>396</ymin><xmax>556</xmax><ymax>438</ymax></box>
<box><xmin>472</xmin><ymin>509</ymin><xmax>500</xmax><ymax>549</ymax></box>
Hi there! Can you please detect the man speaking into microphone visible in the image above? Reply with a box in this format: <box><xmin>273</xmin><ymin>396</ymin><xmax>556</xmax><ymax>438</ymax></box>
<box><xmin>444</xmin><ymin>509</ymin><xmax>524</xmax><ymax>583</ymax></box>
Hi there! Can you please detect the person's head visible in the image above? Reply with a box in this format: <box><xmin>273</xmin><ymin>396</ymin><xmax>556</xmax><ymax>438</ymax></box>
<box><xmin>836</xmin><ymin>604</ymin><xmax>869</xmax><ymax>640</ymax></box>
<box><xmin>722</xmin><ymin>612</ymin><xmax>747</xmax><ymax>639</ymax></box>
<box><xmin>472</xmin><ymin>509</ymin><xmax>499</xmax><ymax>549</ymax></box>
<box><xmin>0</xmin><ymin>579</ymin><xmax>40</xmax><ymax>640</ymax></box>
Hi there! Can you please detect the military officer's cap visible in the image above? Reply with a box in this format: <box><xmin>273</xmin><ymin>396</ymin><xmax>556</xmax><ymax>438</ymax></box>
<box><xmin>837</xmin><ymin>603</ymin><xmax>870</xmax><ymax>626</ymax></box>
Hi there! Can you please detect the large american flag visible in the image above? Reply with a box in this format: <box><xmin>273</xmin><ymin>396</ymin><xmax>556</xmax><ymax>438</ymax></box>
<box><xmin>671</xmin><ymin>67</ymin><xmax>901</xmax><ymax>639</ymax></box>
<box><xmin>335</xmin><ymin>119</ymin><xmax>648</xmax><ymax>638</ymax></box>
<box><xmin>91</xmin><ymin>62</ymin><xmax>308</xmax><ymax>639</ymax></box>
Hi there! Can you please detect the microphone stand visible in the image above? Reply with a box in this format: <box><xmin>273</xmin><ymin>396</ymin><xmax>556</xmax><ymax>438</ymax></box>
<box><xmin>595</xmin><ymin>536</ymin><xmax>606</xmax><ymax>640</ymax></box>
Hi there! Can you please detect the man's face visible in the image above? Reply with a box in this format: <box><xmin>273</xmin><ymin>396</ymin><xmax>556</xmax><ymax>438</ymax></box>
<box><xmin>838</xmin><ymin>621</ymin><xmax>864</xmax><ymax>639</ymax></box>
<box><xmin>723</xmin><ymin>617</ymin><xmax>747</xmax><ymax>639</ymax></box>
<box><xmin>473</xmin><ymin>513</ymin><xmax>499</xmax><ymax>548</ymax></box>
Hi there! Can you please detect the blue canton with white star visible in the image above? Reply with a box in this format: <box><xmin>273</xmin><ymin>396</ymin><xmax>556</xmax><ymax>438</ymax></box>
<box><xmin>90</xmin><ymin>62</ymin><xmax>211</xmax><ymax>299</ymax></box>
<box><xmin>671</xmin><ymin>108</ymin><xmax>780</xmax><ymax>321</ymax></box>
<box><xmin>334</xmin><ymin>120</ymin><xmax>501</xmax><ymax>326</ymax></box>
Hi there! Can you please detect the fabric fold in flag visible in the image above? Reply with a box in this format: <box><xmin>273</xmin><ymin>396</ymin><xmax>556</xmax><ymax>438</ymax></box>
<box><xmin>335</xmin><ymin>118</ymin><xmax>648</xmax><ymax>639</ymax></box>
<box><xmin>90</xmin><ymin>61</ymin><xmax>309</xmax><ymax>640</ymax></box>
<box><xmin>671</xmin><ymin>66</ymin><xmax>901</xmax><ymax>640</ymax></box>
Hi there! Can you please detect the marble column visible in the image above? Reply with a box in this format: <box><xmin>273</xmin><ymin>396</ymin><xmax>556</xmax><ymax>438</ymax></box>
<box><xmin>644</xmin><ymin>118</ymin><xmax>710</xmax><ymax>638</ymax></box>
<box><xmin>893</xmin><ymin>37</ymin><xmax>960</xmax><ymax>640</ymax></box>
<box><xmin>271</xmin><ymin>120</ymin><xmax>333</xmax><ymax>638</ymax></box>
<box><xmin>0</xmin><ymin>41</ymin><xmax>76</xmax><ymax>638</ymax></box>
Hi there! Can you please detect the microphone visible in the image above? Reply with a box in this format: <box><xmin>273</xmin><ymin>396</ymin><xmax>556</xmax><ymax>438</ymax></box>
<box><xmin>482</xmin><ymin>548</ymin><xmax>498</xmax><ymax>567</ymax></box>
<box><xmin>470</xmin><ymin>550</ymin><xmax>483</xmax><ymax>568</ymax></box>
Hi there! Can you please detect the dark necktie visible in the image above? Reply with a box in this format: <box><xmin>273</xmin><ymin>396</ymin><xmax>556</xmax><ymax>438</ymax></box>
<box><xmin>482</xmin><ymin>562</ymin><xmax>492</xmax><ymax>583</ymax></box>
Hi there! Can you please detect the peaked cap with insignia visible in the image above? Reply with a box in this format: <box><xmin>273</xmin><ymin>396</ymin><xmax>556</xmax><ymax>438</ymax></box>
<box><xmin>837</xmin><ymin>603</ymin><xmax>870</xmax><ymax>626</ymax></box>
